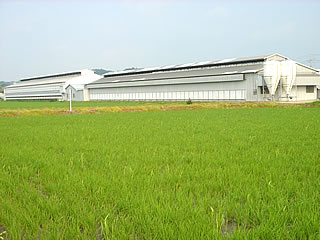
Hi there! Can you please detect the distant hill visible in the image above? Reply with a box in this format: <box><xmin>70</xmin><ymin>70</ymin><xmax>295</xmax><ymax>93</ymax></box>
<box><xmin>0</xmin><ymin>81</ymin><xmax>14</xmax><ymax>87</ymax></box>
<box><xmin>92</xmin><ymin>69</ymin><xmax>112</xmax><ymax>75</ymax></box>
<box><xmin>0</xmin><ymin>81</ymin><xmax>15</xmax><ymax>93</ymax></box>
<box><xmin>123</xmin><ymin>67</ymin><xmax>143</xmax><ymax>71</ymax></box>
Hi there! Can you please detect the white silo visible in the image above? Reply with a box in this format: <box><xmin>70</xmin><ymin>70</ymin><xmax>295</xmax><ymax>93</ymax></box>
<box><xmin>263</xmin><ymin>61</ymin><xmax>281</xmax><ymax>96</ymax></box>
<box><xmin>281</xmin><ymin>60</ymin><xmax>296</xmax><ymax>97</ymax></box>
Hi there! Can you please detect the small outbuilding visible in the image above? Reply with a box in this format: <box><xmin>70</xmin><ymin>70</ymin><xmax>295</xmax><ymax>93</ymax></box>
<box><xmin>65</xmin><ymin>84</ymin><xmax>86</xmax><ymax>101</ymax></box>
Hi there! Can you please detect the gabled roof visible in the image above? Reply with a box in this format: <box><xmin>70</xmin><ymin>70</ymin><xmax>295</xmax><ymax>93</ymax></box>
<box><xmin>265</xmin><ymin>53</ymin><xmax>289</xmax><ymax>61</ymax></box>
<box><xmin>6</xmin><ymin>69</ymin><xmax>102</xmax><ymax>89</ymax></box>
<box><xmin>66</xmin><ymin>84</ymin><xmax>85</xmax><ymax>91</ymax></box>
<box><xmin>20</xmin><ymin>71</ymin><xmax>82</xmax><ymax>82</ymax></box>
<box><xmin>88</xmin><ymin>63</ymin><xmax>264</xmax><ymax>87</ymax></box>
<box><xmin>102</xmin><ymin>54</ymin><xmax>272</xmax><ymax>79</ymax></box>
<box><xmin>295</xmin><ymin>62</ymin><xmax>320</xmax><ymax>73</ymax></box>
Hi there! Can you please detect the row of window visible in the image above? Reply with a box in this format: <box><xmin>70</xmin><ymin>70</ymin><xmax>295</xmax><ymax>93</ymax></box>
<box><xmin>306</xmin><ymin>86</ymin><xmax>314</xmax><ymax>93</ymax></box>
<box><xmin>259</xmin><ymin>86</ymin><xmax>315</xmax><ymax>94</ymax></box>
<box><xmin>90</xmin><ymin>90</ymin><xmax>246</xmax><ymax>100</ymax></box>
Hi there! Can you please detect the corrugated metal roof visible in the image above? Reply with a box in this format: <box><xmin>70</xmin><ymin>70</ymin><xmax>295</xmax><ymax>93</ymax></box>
<box><xmin>66</xmin><ymin>84</ymin><xmax>85</xmax><ymax>91</ymax></box>
<box><xmin>89</xmin><ymin>63</ymin><xmax>263</xmax><ymax>87</ymax></box>
<box><xmin>6</xmin><ymin>78</ymin><xmax>67</xmax><ymax>88</ymax></box>
<box><xmin>102</xmin><ymin>54</ymin><xmax>270</xmax><ymax>78</ymax></box>
<box><xmin>7</xmin><ymin>69</ymin><xmax>102</xmax><ymax>89</ymax></box>
<box><xmin>20</xmin><ymin>71</ymin><xmax>82</xmax><ymax>82</ymax></box>
<box><xmin>89</xmin><ymin>74</ymin><xmax>245</xmax><ymax>89</ymax></box>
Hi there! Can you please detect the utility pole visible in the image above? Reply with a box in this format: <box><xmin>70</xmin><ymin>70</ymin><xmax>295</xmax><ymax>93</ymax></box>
<box><xmin>309</xmin><ymin>56</ymin><xmax>313</xmax><ymax>68</ymax></box>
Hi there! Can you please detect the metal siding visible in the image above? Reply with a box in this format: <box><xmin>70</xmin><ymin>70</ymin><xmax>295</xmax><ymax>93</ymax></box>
<box><xmin>5</xmin><ymin>96</ymin><xmax>63</xmax><ymax>100</ymax></box>
<box><xmin>245</xmin><ymin>73</ymin><xmax>259</xmax><ymax>101</ymax></box>
<box><xmin>89</xmin><ymin>64</ymin><xmax>263</xmax><ymax>87</ymax></box>
<box><xmin>5</xmin><ymin>70</ymin><xmax>101</xmax><ymax>101</ymax></box>
<box><xmin>295</xmin><ymin>76</ymin><xmax>320</xmax><ymax>86</ymax></box>
<box><xmin>5</xmin><ymin>83</ymin><xmax>63</xmax><ymax>100</ymax></box>
<box><xmin>86</xmin><ymin>62</ymin><xmax>266</xmax><ymax>101</ymax></box>
<box><xmin>5</xmin><ymin>76</ymin><xmax>67</xmax><ymax>100</ymax></box>
<box><xmin>296</xmin><ymin>86</ymin><xmax>317</xmax><ymax>101</ymax></box>
<box><xmin>89</xmin><ymin>74</ymin><xmax>244</xmax><ymax>89</ymax></box>
<box><xmin>74</xmin><ymin>90</ymin><xmax>84</xmax><ymax>101</ymax></box>
<box><xmin>89</xmin><ymin>81</ymin><xmax>248</xmax><ymax>101</ymax></box>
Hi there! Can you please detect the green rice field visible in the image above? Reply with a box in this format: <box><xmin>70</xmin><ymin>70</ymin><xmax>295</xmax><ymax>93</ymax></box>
<box><xmin>1</xmin><ymin>104</ymin><xmax>320</xmax><ymax>239</ymax></box>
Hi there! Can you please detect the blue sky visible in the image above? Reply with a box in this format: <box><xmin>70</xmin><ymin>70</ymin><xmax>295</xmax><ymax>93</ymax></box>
<box><xmin>0</xmin><ymin>0</ymin><xmax>319</xmax><ymax>81</ymax></box>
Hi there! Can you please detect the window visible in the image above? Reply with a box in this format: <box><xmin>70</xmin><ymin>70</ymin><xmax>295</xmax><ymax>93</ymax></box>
<box><xmin>306</xmin><ymin>86</ymin><xmax>314</xmax><ymax>93</ymax></box>
<box><xmin>260</xmin><ymin>86</ymin><xmax>269</xmax><ymax>94</ymax></box>
<box><xmin>73</xmin><ymin>93</ymin><xmax>75</xmax><ymax>98</ymax></box>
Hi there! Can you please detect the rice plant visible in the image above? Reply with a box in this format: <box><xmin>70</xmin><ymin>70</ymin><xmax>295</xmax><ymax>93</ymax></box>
<box><xmin>0</xmin><ymin>107</ymin><xmax>319</xmax><ymax>239</ymax></box>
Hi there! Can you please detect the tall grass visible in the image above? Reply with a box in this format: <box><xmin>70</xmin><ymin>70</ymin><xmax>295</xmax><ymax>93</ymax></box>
<box><xmin>0</xmin><ymin>108</ymin><xmax>320</xmax><ymax>239</ymax></box>
<box><xmin>0</xmin><ymin>101</ymin><xmax>299</xmax><ymax>117</ymax></box>
<box><xmin>0</xmin><ymin>101</ymin><xmax>182</xmax><ymax>110</ymax></box>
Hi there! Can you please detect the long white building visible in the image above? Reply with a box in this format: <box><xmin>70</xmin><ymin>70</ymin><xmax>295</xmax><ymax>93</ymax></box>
<box><xmin>86</xmin><ymin>54</ymin><xmax>320</xmax><ymax>102</ymax></box>
<box><xmin>4</xmin><ymin>69</ymin><xmax>103</xmax><ymax>101</ymax></box>
<box><xmin>4</xmin><ymin>54</ymin><xmax>320</xmax><ymax>102</ymax></box>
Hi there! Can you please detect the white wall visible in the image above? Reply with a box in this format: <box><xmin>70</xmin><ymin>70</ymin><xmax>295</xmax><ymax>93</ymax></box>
<box><xmin>5</xmin><ymin>84</ymin><xmax>64</xmax><ymax>100</ymax></box>
<box><xmin>245</xmin><ymin>73</ymin><xmax>262</xmax><ymax>101</ymax></box>
<box><xmin>296</xmin><ymin>86</ymin><xmax>317</xmax><ymax>101</ymax></box>
<box><xmin>66</xmin><ymin>87</ymin><xmax>84</xmax><ymax>101</ymax></box>
<box><xmin>5</xmin><ymin>69</ymin><xmax>102</xmax><ymax>101</ymax></box>
<box><xmin>89</xmin><ymin>80</ymin><xmax>248</xmax><ymax>101</ymax></box>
